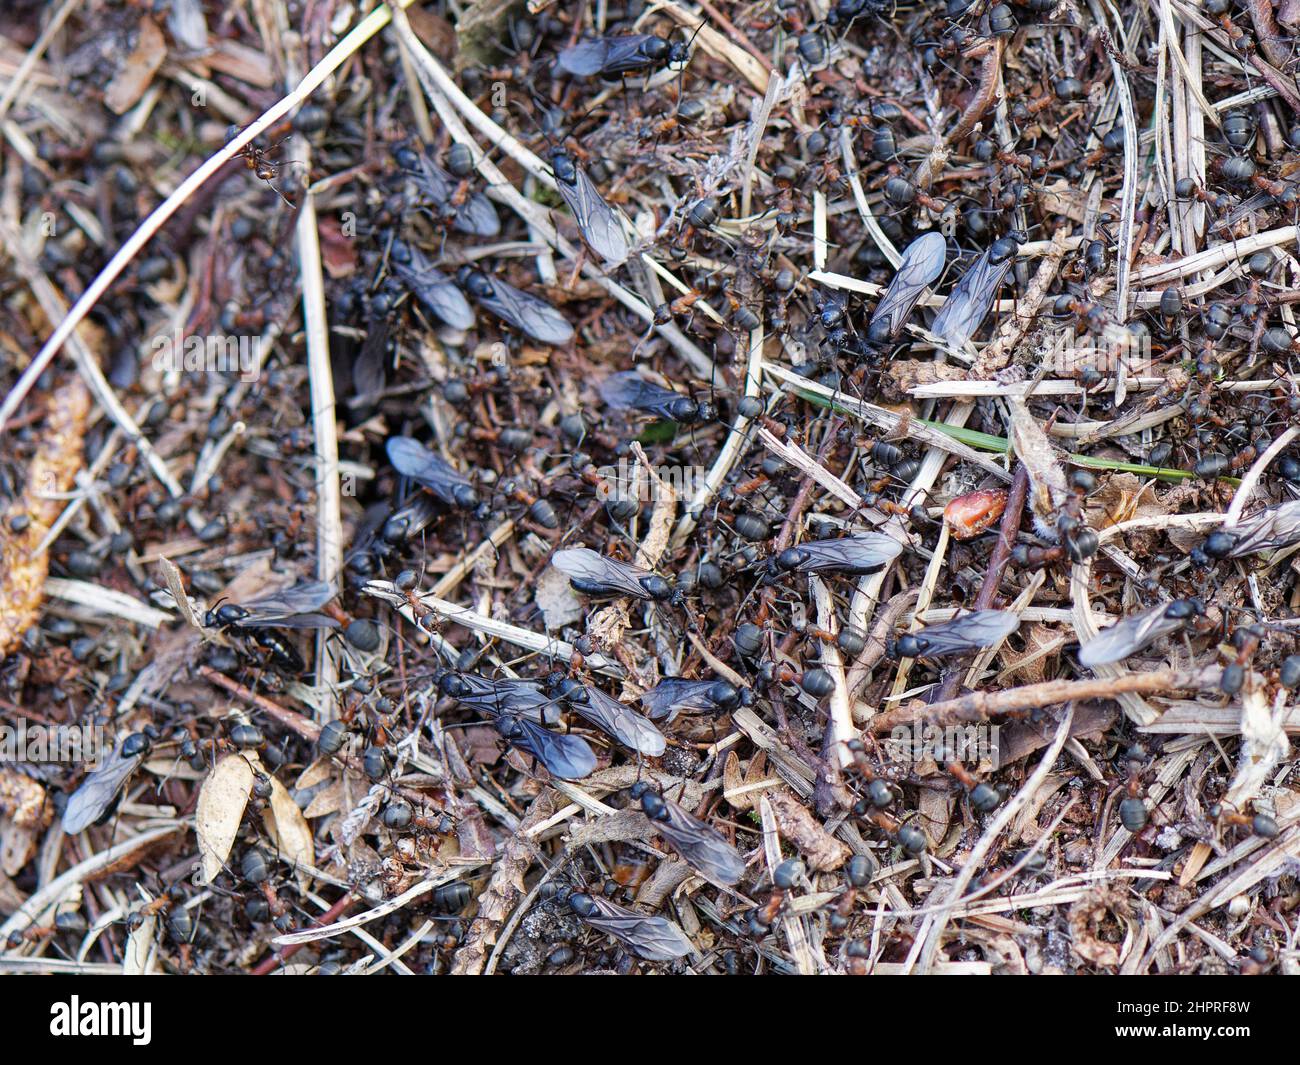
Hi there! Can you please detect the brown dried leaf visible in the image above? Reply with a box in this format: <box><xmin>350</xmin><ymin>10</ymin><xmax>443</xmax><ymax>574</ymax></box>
<box><xmin>294</xmin><ymin>758</ymin><xmax>334</xmax><ymax>792</ymax></box>
<box><xmin>724</xmin><ymin>751</ymin><xmax>774</xmax><ymax>812</ymax></box>
<box><xmin>104</xmin><ymin>17</ymin><xmax>166</xmax><ymax>114</ymax></box>
<box><xmin>262</xmin><ymin>773</ymin><xmax>315</xmax><ymax>888</ymax></box>
<box><xmin>1</xmin><ymin>823</ymin><xmax>38</xmax><ymax>877</ymax></box>
<box><xmin>303</xmin><ymin>778</ymin><xmax>347</xmax><ymax>820</ymax></box>
<box><xmin>535</xmin><ymin>565</ymin><xmax>584</xmax><ymax>631</ymax></box>
<box><xmin>0</xmin><ymin>768</ymin><xmax>49</xmax><ymax>829</ymax></box>
<box><xmin>886</xmin><ymin>360</ymin><xmax>968</xmax><ymax>394</ymax></box>
<box><xmin>1035</xmin><ymin>179</ymin><xmax>1091</xmax><ymax>223</ymax></box>
<box><xmin>195</xmin><ymin>753</ymin><xmax>255</xmax><ymax>883</ymax></box>
<box><xmin>768</xmin><ymin>789</ymin><xmax>848</xmax><ymax>872</ymax></box>
<box><xmin>567</xmin><ymin>809</ymin><xmax>653</xmax><ymax>847</ymax></box>
<box><xmin>723</xmin><ymin>751</ymin><xmax>748</xmax><ymax>811</ymax></box>
<box><xmin>999</xmin><ymin>622</ymin><xmax>1060</xmax><ymax>686</ymax></box>
<box><xmin>1000</xmin><ymin>703</ymin><xmax>1116</xmax><ymax>768</ymax></box>
<box><xmin>457</xmin><ymin>812</ymin><xmax>497</xmax><ymax>862</ymax></box>
<box><xmin>1086</xmin><ymin>472</ymin><xmax>1163</xmax><ymax>529</ymax></box>
<box><xmin>919</xmin><ymin>785</ymin><xmax>956</xmax><ymax>856</ymax></box>
<box><xmin>972</xmin><ymin>929</ymin><xmax>1030</xmax><ymax>974</ymax></box>
<box><xmin>1068</xmin><ymin>886</ymin><xmax>1130</xmax><ymax>968</ymax></box>
<box><xmin>1008</xmin><ymin>398</ymin><xmax>1069</xmax><ymax>529</ymax></box>
<box><xmin>204</xmin><ymin>39</ymin><xmax>276</xmax><ymax>88</ymax></box>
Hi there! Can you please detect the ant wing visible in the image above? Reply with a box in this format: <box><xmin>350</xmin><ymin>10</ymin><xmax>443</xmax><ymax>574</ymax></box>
<box><xmin>448</xmin><ymin>674</ymin><xmax>555</xmax><ymax>719</ymax></box>
<box><xmin>552</xmin><ymin>548</ymin><xmax>656</xmax><ymax>599</ymax></box>
<box><xmin>555</xmin><ymin>39</ymin><xmax>616</xmax><ymax>76</ymax></box>
<box><xmin>386</xmin><ymin>437</ymin><xmax>475</xmax><ymax>506</ymax></box>
<box><xmin>1226</xmin><ymin>501</ymin><xmax>1300</xmax><ymax>557</ymax></box>
<box><xmin>639</xmin><ymin>678</ymin><xmax>717</xmax><ymax>722</ymax></box>
<box><xmin>398</xmin><ymin>150</ymin><xmax>495</xmax><ymax>236</ymax></box>
<box><xmin>496</xmin><ymin>715</ymin><xmax>597</xmax><ymax>780</ymax></box>
<box><xmin>786</xmin><ymin>533</ymin><xmax>905</xmax><ymax>574</ymax></box>
<box><xmin>572</xmin><ymin>685</ymin><xmax>666</xmax><ymax>756</ymax></box>
<box><xmin>399</xmin><ymin>151</ymin><xmax>456</xmax><ymax>205</ymax></box>
<box><xmin>62</xmin><ymin>743</ymin><xmax>145</xmax><ymax>834</ymax></box>
<box><xmin>389</xmin><ymin>240</ymin><xmax>476</xmax><ymax>330</ymax></box>
<box><xmin>453</xmin><ymin>191</ymin><xmax>502</xmax><ymax>239</ymax></box>
<box><xmin>555</xmin><ymin>166</ymin><xmax>629</xmax><ymax>265</ymax></box>
<box><xmin>556</xmin><ymin>35</ymin><xmax>657</xmax><ymax>77</ymax></box>
<box><xmin>909</xmin><ymin>610</ymin><xmax>1019</xmax><ymax>656</ymax></box>
<box><xmin>410</xmin><ymin>271</ymin><xmax>478</xmax><ymax>330</ymax></box>
<box><xmin>470</xmin><ymin>276</ymin><xmax>574</xmax><ymax>346</ymax></box>
<box><xmin>352</xmin><ymin>314</ymin><xmax>390</xmax><ymax>404</ymax></box>
<box><xmin>576</xmin><ymin>895</ymin><xmax>694</xmax><ymax>960</ymax></box>
<box><xmin>869</xmin><ymin>231</ymin><xmax>946</xmax><ymax>339</ymax></box>
<box><xmin>929</xmin><ymin>247</ymin><xmax>1013</xmax><ymax>348</ymax></box>
<box><xmin>1213</xmin><ymin>192</ymin><xmax>1273</xmax><ymax>234</ymax></box>
<box><xmin>383</xmin><ymin>493</ymin><xmax>441</xmax><ymax>543</ymax></box>
<box><xmin>239</xmin><ymin>581</ymin><xmax>340</xmax><ymax>628</ymax></box>
<box><xmin>654</xmin><ymin>797</ymin><xmax>746</xmax><ymax>886</ymax></box>
<box><xmin>598</xmin><ymin>371</ymin><xmax>681</xmax><ymax>417</ymax></box>
<box><xmin>1077</xmin><ymin>603</ymin><xmax>1184</xmax><ymax>667</ymax></box>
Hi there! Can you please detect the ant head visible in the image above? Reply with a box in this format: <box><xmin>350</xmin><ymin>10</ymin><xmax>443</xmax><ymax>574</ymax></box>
<box><xmin>893</xmin><ymin>633</ymin><xmax>925</xmax><ymax>659</ymax></box>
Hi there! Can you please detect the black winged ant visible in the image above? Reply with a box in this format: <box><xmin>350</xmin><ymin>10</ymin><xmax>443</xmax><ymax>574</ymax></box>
<box><xmin>554</xmin><ymin>23</ymin><xmax>701</xmax><ymax>81</ymax></box>
<box><xmin>203</xmin><ymin>581</ymin><xmax>340</xmax><ymax>674</ymax></box>
<box><xmin>455</xmin><ymin>267</ymin><xmax>575</xmax><ymax>346</ymax></box>
<box><xmin>628</xmin><ymin>781</ymin><xmax>746</xmax><ymax>885</ymax></box>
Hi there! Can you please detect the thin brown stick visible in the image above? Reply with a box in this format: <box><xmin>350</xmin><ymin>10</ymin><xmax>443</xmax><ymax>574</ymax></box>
<box><xmin>1245</xmin><ymin>0</ymin><xmax>1292</xmax><ymax>73</ymax></box>
<box><xmin>931</xmin><ymin>466</ymin><xmax>1028</xmax><ymax>704</ymax></box>
<box><xmin>868</xmin><ymin>666</ymin><xmax>1221</xmax><ymax>733</ymax></box>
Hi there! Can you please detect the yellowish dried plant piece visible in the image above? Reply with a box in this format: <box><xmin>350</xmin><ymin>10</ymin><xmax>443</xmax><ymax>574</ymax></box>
<box><xmin>0</xmin><ymin>376</ymin><xmax>91</xmax><ymax>654</ymax></box>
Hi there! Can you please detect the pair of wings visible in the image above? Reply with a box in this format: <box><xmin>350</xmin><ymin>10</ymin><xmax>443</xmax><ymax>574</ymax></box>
<box><xmin>62</xmin><ymin>740</ymin><xmax>146</xmax><ymax>834</ymax></box>
<box><xmin>782</xmin><ymin>533</ymin><xmax>906</xmax><ymax>574</ymax></box>
<box><xmin>574</xmin><ymin>894</ymin><xmax>694</xmax><ymax>961</ymax></box>
<box><xmin>386</xmin><ymin>436</ymin><xmax>475</xmax><ymax>507</ymax></box>
<box><xmin>645</xmin><ymin>792</ymin><xmax>746</xmax><ymax>886</ymax></box>
<box><xmin>440</xmin><ymin>672</ymin><xmax>556</xmax><ymax>719</ymax></box>
<box><xmin>441</xmin><ymin>668</ymin><xmax>662</xmax><ymax>762</ymax></box>
<box><xmin>556</xmin><ymin>35</ymin><xmax>674</xmax><ymax>77</ymax></box>
<box><xmin>865</xmin><ymin>232</ymin><xmax>1018</xmax><ymax>347</ymax></box>
<box><xmin>639</xmin><ymin>678</ymin><xmax>727</xmax><ymax>722</ymax></box>
<box><xmin>388</xmin><ymin>240</ymin><xmax>475</xmax><ymax>330</ymax></box>
<box><xmin>929</xmin><ymin>244</ymin><xmax>1015</xmax><ymax>348</ymax></box>
<box><xmin>221</xmin><ymin>581</ymin><xmax>340</xmax><ymax>630</ymax></box>
<box><xmin>494</xmin><ymin>715</ymin><xmax>597</xmax><ymax>780</ymax></box>
<box><xmin>550</xmin><ymin>149</ymin><xmax>629</xmax><ymax>265</ymax></box>
<box><xmin>902</xmin><ymin>610</ymin><xmax>1020</xmax><ymax>657</ymax></box>
<box><xmin>459</xmin><ymin>269</ymin><xmax>575</xmax><ymax>346</ymax></box>
<box><xmin>438</xmin><ymin>671</ymin><xmax>596</xmax><ymax>779</ymax></box>
<box><xmin>567</xmin><ymin>684</ymin><xmax>666</xmax><ymax>757</ymax></box>
<box><xmin>1078</xmin><ymin>601</ymin><xmax>1197</xmax><ymax>667</ymax></box>
<box><xmin>868</xmin><ymin>231</ymin><xmax>946</xmax><ymax>339</ymax></box>
<box><xmin>598</xmin><ymin>371</ymin><xmax>688</xmax><ymax>419</ymax></box>
<box><xmin>552</xmin><ymin>547</ymin><xmax>661</xmax><ymax>599</ymax></box>
<box><xmin>395</xmin><ymin>148</ymin><xmax>500</xmax><ymax>237</ymax></box>
<box><xmin>1221</xmin><ymin>500</ymin><xmax>1300</xmax><ymax>558</ymax></box>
